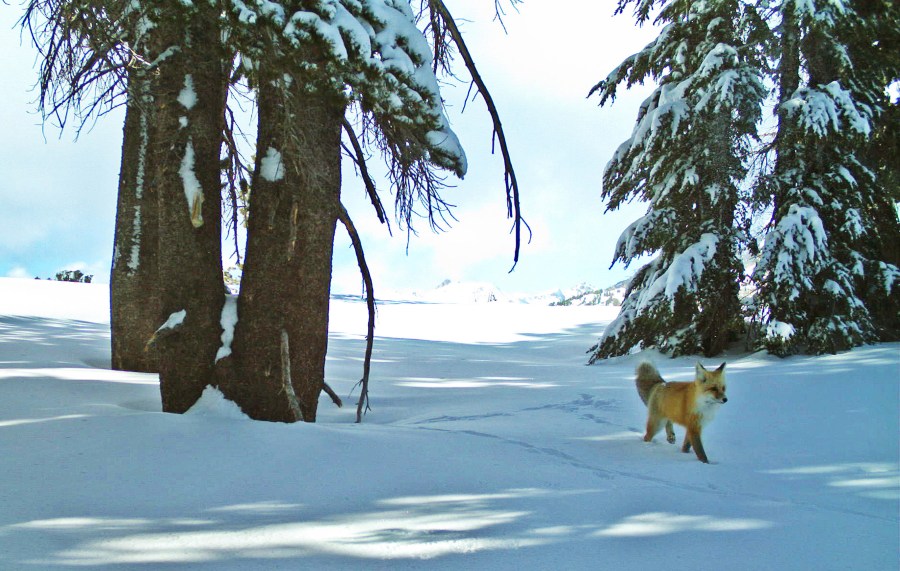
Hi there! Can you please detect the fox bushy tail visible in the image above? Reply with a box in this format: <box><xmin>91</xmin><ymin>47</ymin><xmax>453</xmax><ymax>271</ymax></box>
<box><xmin>635</xmin><ymin>362</ymin><xmax>664</xmax><ymax>406</ymax></box>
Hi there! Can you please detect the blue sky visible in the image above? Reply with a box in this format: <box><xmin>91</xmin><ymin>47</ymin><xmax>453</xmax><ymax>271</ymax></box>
<box><xmin>0</xmin><ymin>1</ymin><xmax>657</xmax><ymax>295</ymax></box>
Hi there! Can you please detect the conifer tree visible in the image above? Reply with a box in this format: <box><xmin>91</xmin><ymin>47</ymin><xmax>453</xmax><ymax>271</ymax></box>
<box><xmin>23</xmin><ymin>0</ymin><xmax>523</xmax><ymax>421</ymax></box>
<box><xmin>589</xmin><ymin>0</ymin><xmax>767</xmax><ymax>360</ymax></box>
<box><xmin>752</xmin><ymin>0</ymin><xmax>899</xmax><ymax>354</ymax></box>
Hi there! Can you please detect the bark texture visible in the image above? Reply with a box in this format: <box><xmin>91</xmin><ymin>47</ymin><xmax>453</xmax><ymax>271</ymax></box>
<box><xmin>222</xmin><ymin>77</ymin><xmax>344</xmax><ymax>422</ymax></box>
<box><xmin>110</xmin><ymin>70</ymin><xmax>161</xmax><ymax>373</ymax></box>
<box><xmin>152</xmin><ymin>5</ymin><xmax>228</xmax><ymax>413</ymax></box>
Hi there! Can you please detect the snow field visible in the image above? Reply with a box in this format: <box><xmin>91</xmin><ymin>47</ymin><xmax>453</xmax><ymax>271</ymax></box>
<box><xmin>0</xmin><ymin>278</ymin><xmax>897</xmax><ymax>570</ymax></box>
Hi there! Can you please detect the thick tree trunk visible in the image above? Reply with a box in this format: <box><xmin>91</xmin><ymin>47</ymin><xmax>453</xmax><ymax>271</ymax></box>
<box><xmin>110</xmin><ymin>71</ymin><xmax>161</xmax><ymax>373</ymax></box>
<box><xmin>152</xmin><ymin>5</ymin><xmax>228</xmax><ymax>413</ymax></box>
<box><xmin>221</xmin><ymin>77</ymin><xmax>344</xmax><ymax>422</ymax></box>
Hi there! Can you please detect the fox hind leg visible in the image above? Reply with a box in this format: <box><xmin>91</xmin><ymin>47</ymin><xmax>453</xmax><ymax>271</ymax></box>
<box><xmin>665</xmin><ymin>421</ymin><xmax>675</xmax><ymax>444</ymax></box>
<box><xmin>644</xmin><ymin>414</ymin><xmax>666</xmax><ymax>442</ymax></box>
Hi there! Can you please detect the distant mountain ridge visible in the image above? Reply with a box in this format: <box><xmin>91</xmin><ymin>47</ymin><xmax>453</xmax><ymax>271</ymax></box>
<box><xmin>547</xmin><ymin>280</ymin><xmax>628</xmax><ymax>307</ymax></box>
<box><xmin>380</xmin><ymin>279</ymin><xmax>629</xmax><ymax>306</ymax></box>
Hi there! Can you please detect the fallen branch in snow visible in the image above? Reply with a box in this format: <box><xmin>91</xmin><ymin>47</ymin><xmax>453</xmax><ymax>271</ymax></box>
<box><xmin>430</xmin><ymin>0</ymin><xmax>531</xmax><ymax>270</ymax></box>
<box><xmin>337</xmin><ymin>203</ymin><xmax>375</xmax><ymax>423</ymax></box>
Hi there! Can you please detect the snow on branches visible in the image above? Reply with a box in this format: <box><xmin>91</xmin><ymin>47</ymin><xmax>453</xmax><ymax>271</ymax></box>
<box><xmin>592</xmin><ymin>0</ymin><xmax>899</xmax><ymax>358</ymax></box>
<box><xmin>590</xmin><ymin>0</ymin><xmax>763</xmax><ymax>359</ymax></box>
<box><xmin>226</xmin><ymin>0</ymin><xmax>466</xmax><ymax>178</ymax></box>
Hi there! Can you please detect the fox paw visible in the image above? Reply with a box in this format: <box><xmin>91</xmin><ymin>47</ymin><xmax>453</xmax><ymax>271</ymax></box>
<box><xmin>667</xmin><ymin>434</ymin><xmax>676</xmax><ymax>444</ymax></box>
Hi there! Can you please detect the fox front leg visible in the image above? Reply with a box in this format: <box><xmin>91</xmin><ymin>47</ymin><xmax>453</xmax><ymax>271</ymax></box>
<box><xmin>685</xmin><ymin>429</ymin><xmax>709</xmax><ymax>463</ymax></box>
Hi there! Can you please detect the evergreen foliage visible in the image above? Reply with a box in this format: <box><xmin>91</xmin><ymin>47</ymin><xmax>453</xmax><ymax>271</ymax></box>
<box><xmin>589</xmin><ymin>0</ymin><xmax>767</xmax><ymax>360</ymax></box>
<box><xmin>591</xmin><ymin>0</ymin><xmax>899</xmax><ymax>360</ymax></box>
<box><xmin>753</xmin><ymin>0</ymin><xmax>900</xmax><ymax>355</ymax></box>
<box><xmin>23</xmin><ymin>0</ymin><xmax>522</xmax><ymax>420</ymax></box>
<box><xmin>53</xmin><ymin>269</ymin><xmax>93</xmax><ymax>283</ymax></box>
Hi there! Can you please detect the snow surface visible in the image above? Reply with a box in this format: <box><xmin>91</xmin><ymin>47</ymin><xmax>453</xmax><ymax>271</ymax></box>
<box><xmin>0</xmin><ymin>277</ymin><xmax>897</xmax><ymax>570</ymax></box>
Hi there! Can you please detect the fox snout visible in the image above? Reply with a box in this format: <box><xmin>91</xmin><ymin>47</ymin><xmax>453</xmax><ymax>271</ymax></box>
<box><xmin>721</xmin><ymin>397</ymin><xmax>728</xmax><ymax>403</ymax></box>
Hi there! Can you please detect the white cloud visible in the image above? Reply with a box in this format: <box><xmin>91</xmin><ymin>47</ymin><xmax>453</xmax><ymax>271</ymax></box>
<box><xmin>5</xmin><ymin>266</ymin><xmax>31</xmax><ymax>279</ymax></box>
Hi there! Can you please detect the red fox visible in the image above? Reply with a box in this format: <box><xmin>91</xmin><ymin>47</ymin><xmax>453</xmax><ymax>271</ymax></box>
<box><xmin>636</xmin><ymin>361</ymin><xmax>727</xmax><ymax>463</ymax></box>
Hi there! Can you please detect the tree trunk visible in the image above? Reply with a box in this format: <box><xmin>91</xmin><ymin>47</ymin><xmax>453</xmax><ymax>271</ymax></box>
<box><xmin>222</xmin><ymin>75</ymin><xmax>344</xmax><ymax>422</ymax></box>
<box><xmin>152</xmin><ymin>4</ymin><xmax>228</xmax><ymax>413</ymax></box>
<box><xmin>110</xmin><ymin>70</ymin><xmax>161</xmax><ymax>373</ymax></box>
<box><xmin>772</xmin><ymin>2</ymin><xmax>801</xmax><ymax>215</ymax></box>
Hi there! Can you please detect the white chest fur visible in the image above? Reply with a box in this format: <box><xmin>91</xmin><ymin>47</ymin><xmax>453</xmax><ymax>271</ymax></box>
<box><xmin>694</xmin><ymin>395</ymin><xmax>722</xmax><ymax>427</ymax></box>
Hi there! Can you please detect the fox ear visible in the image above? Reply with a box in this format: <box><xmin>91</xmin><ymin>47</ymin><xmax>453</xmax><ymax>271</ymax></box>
<box><xmin>716</xmin><ymin>362</ymin><xmax>726</xmax><ymax>372</ymax></box>
<box><xmin>696</xmin><ymin>362</ymin><xmax>707</xmax><ymax>380</ymax></box>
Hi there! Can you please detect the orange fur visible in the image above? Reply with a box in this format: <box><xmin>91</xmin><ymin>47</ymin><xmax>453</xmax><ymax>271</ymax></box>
<box><xmin>636</xmin><ymin>362</ymin><xmax>728</xmax><ymax>463</ymax></box>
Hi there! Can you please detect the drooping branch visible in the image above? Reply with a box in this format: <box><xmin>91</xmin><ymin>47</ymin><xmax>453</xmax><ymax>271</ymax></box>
<box><xmin>492</xmin><ymin>0</ymin><xmax>524</xmax><ymax>33</ymax></box>
<box><xmin>337</xmin><ymin>203</ymin><xmax>376</xmax><ymax>423</ymax></box>
<box><xmin>222</xmin><ymin>92</ymin><xmax>254</xmax><ymax>264</ymax></box>
<box><xmin>341</xmin><ymin>118</ymin><xmax>391</xmax><ymax>232</ymax></box>
<box><xmin>22</xmin><ymin>0</ymin><xmax>138</xmax><ymax>133</ymax></box>
<box><xmin>429</xmin><ymin>0</ymin><xmax>531</xmax><ymax>270</ymax></box>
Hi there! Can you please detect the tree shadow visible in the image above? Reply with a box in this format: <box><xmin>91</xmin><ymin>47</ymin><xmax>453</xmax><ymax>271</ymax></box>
<box><xmin>0</xmin><ymin>315</ymin><xmax>110</xmax><ymax>369</ymax></box>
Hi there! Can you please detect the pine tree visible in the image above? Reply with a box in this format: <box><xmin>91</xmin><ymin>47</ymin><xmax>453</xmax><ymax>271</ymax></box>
<box><xmin>752</xmin><ymin>0</ymin><xmax>899</xmax><ymax>354</ymax></box>
<box><xmin>589</xmin><ymin>0</ymin><xmax>767</xmax><ymax>361</ymax></box>
<box><xmin>23</xmin><ymin>0</ymin><xmax>167</xmax><ymax>373</ymax></box>
<box><xmin>219</xmin><ymin>0</ymin><xmax>470</xmax><ymax>421</ymax></box>
<box><xmin>110</xmin><ymin>7</ymin><xmax>161</xmax><ymax>374</ymax></box>
<box><xmin>22</xmin><ymin>1</ymin><xmax>521</xmax><ymax>420</ymax></box>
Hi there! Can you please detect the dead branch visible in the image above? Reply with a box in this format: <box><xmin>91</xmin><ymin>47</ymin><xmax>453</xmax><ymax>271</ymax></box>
<box><xmin>337</xmin><ymin>203</ymin><xmax>376</xmax><ymax>423</ymax></box>
<box><xmin>322</xmin><ymin>383</ymin><xmax>343</xmax><ymax>408</ymax></box>
<box><xmin>280</xmin><ymin>329</ymin><xmax>304</xmax><ymax>422</ymax></box>
<box><xmin>22</xmin><ymin>0</ymin><xmax>136</xmax><ymax>134</ymax></box>
<box><xmin>341</xmin><ymin>118</ymin><xmax>391</xmax><ymax>232</ymax></box>
<box><xmin>428</xmin><ymin>0</ymin><xmax>531</xmax><ymax>270</ymax></box>
<box><xmin>222</xmin><ymin>93</ymin><xmax>254</xmax><ymax>264</ymax></box>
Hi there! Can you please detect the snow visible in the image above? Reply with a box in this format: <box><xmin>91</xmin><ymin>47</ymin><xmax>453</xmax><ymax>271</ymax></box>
<box><xmin>0</xmin><ymin>278</ymin><xmax>897</xmax><ymax>569</ymax></box>
<box><xmin>187</xmin><ymin>386</ymin><xmax>249</xmax><ymax>420</ymax></box>
<box><xmin>177</xmin><ymin>74</ymin><xmax>197</xmax><ymax>110</ymax></box>
<box><xmin>215</xmin><ymin>294</ymin><xmax>238</xmax><ymax>362</ymax></box>
<box><xmin>179</xmin><ymin>139</ymin><xmax>204</xmax><ymax>228</ymax></box>
<box><xmin>156</xmin><ymin>309</ymin><xmax>187</xmax><ymax>333</ymax></box>
<box><xmin>787</xmin><ymin>82</ymin><xmax>872</xmax><ymax>138</ymax></box>
<box><xmin>259</xmin><ymin>146</ymin><xmax>285</xmax><ymax>182</ymax></box>
<box><xmin>126</xmin><ymin>78</ymin><xmax>152</xmax><ymax>273</ymax></box>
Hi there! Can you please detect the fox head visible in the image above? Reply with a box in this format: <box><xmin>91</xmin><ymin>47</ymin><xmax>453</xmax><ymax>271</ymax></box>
<box><xmin>695</xmin><ymin>362</ymin><xmax>728</xmax><ymax>404</ymax></box>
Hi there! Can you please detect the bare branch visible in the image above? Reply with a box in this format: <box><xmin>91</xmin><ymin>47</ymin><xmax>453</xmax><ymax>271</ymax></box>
<box><xmin>337</xmin><ymin>203</ymin><xmax>376</xmax><ymax>423</ymax></box>
<box><xmin>22</xmin><ymin>0</ymin><xmax>138</xmax><ymax>134</ymax></box>
<box><xmin>429</xmin><ymin>0</ymin><xmax>531</xmax><ymax>270</ymax></box>
<box><xmin>322</xmin><ymin>383</ymin><xmax>343</xmax><ymax>408</ymax></box>
<box><xmin>493</xmin><ymin>0</ymin><xmax>524</xmax><ymax>34</ymax></box>
<box><xmin>222</xmin><ymin>84</ymin><xmax>254</xmax><ymax>264</ymax></box>
<box><xmin>341</xmin><ymin>118</ymin><xmax>391</xmax><ymax>232</ymax></box>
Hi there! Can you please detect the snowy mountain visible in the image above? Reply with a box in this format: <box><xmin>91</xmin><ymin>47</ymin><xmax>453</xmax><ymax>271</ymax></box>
<box><xmin>378</xmin><ymin>279</ymin><xmax>629</xmax><ymax>306</ymax></box>
<box><xmin>547</xmin><ymin>280</ymin><xmax>628</xmax><ymax>307</ymax></box>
